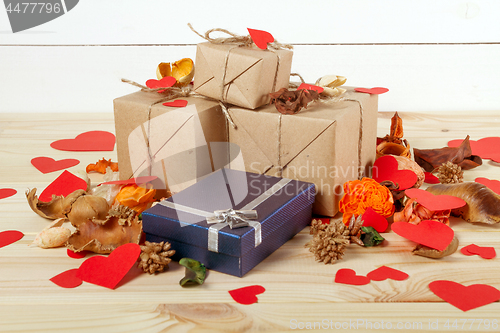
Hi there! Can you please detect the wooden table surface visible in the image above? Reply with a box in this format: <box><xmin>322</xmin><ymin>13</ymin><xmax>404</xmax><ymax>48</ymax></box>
<box><xmin>1</xmin><ymin>111</ymin><xmax>500</xmax><ymax>332</ymax></box>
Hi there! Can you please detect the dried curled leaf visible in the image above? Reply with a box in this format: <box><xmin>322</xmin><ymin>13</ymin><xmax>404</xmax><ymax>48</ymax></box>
<box><xmin>26</xmin><ymin>188</ymin><xmax>86</xmax><ymax>220</ymax></box>
<box><xmin>426</xmin><ymin>182</ymin><xmax>500</xmax><ymax>224</ymax></box>
<box><xmin>156</xmin><ymin>58</ymin><xmax>195</xmax><ymax>87</ymax></box>
<box><xmin>31</xmin><ymin>218</ymin><xmax>71</xmax><ymax>249</ymax></box>
<box><xmin>413</xmin><ymin>236</ymin><xmax>459</xmax><ymax>258</ymax></box>
<box><xmin>269</xmin><ymin>88</ymin><xmax>319</xmax><ymax>115</ymax></box>
<box><xmin>86</xmin><ymin>158</ymin><xmax>118</xmax><ymax>174</ymax></box>
<box><xmin>414</xmin><ymin>136</ymin><xmax>482</xmax><ymax>172</ymax></box>
<box><xmin>66</xmin><ymin>205</ymin><xmax>142</xmax><ymax>254</ymax></box>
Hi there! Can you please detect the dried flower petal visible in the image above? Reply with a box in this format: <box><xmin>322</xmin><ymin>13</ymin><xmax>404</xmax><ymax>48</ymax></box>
<box><xmin>269</xmin><ymin>88</ymin><xmax>319</xmax><ymax>115</ymax></box>
<box><xmin>114</xmin><ymin>184</ymin><xmax>156</xmax><ymax>213</ymax></box>
<box><xmin>86</xmin><ymin>158</ymin><xmax>118</xmax><ymax>174</ymax></box>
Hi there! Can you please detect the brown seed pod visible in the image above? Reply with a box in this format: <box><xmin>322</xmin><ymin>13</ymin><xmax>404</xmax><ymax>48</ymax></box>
<box><xmin>413</xmin><ymin>236</ymin><xmax>459</xmax><ymax>259</ymax></box>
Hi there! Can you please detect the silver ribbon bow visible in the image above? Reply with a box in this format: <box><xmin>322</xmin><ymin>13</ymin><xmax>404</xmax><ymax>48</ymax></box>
<box><xmin>206</xmin><ymin>209</ymin><xmax>258</xmax><ymax>229</ymax></box>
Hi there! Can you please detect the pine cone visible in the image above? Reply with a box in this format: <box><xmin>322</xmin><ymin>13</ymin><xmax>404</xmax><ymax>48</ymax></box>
<box><xmin>310</xmin><ymin>219</ymin><xmax>328</xmax><ymax>235</ymax></box>
<box><xmin>138</xmin><ymin>241</ymin><xmax>175</xmax><ymax>274</ymax></box>
<box><xmin>437</xmin><ymin>161</ymin><xmax>464</xmax><ymax>184</ymax></box>
<box><xmin>306</xmin><ymin>219</ymin><xmax>350</xmax><ymax>264</ymax></box>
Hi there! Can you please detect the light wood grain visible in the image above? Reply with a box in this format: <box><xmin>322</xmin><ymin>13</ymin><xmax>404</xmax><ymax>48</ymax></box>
<box><xmin>1</xmin><ymin>112</ymin><xmax>500</xmax><ymax>332</ymax></box>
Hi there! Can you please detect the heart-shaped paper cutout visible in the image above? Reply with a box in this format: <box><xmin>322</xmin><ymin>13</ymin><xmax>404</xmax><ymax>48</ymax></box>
<box><xmin>76</xmin><ymin>243</ymin><xmax>141</xmax><ymax>289</ymax></box>
<box><xmin>50</xmin><ymin>131</ymin><xmax>115</xmax><ymax>151</ymax></box>
<box><xmin>334</xmin><ymin>268</ymin><xmax>370</xmax><ymax>285</ymax></box>
<box><xmin>50</xmin><ymin>269</ymin><xmax>82</xmax><ymax>288</ymax></box>
<box><xmin>31</xmin><ymin>157</ymin><xmax>80</xmax><ymax>174</ymax></box>
<box><xmin>429</xmin><ymin>280</ymin><xmax>500</xmax><ymax>312</ymax></box>
<box><xmin>373</xmin><ymin>155</ymin><xmax>418</xmax><ymax>190</ymax></box>
<box><xmin>362</xmin><ymin>207</ymin><xmax>389</xmax><ymax>233</ymax></box>
<box><xmin>366</xmin><ymin>266</ymin><xmax>409</xmax><ymax>281</ymax></box>
<box><xmin>163</xmin><ymin>99</ymin><xmax>188</xmax><ymax>108</ymax></box>
<box><xmin>461</xmin><ymin>244</ymin><xmax>496</xmax><ymax>259</ymax></box>
<box><xmin>448</xmin><ymin>137</ymin><xmax>500</xmax><ymax>162</ymax></box>
<box><xmin>146</xmin><ymin>76</ymin><xmax>176</xmax><ymax>93</ymax></box>
<box><xmin>100</xmin><ymin>176</ymin><xmax>158</xmax><ymax>186</ymax></box>
<box><xmin>475</xmin><ymin>177</ymin><xmax>500</xmax><ymax>195</ymax></box>
<box><xmin>67</xmin><ymin>249</ymin><xmax>89</xmax><ymax>259</ymax></box>
<box><xmin>405</xmin><ymin>188</ymin><xmax>466</xmax><ymax>211</ymax></box>
<box><xmin>297</xmin><ymin>83</ymin><xmax>324</xmax><ymax>93</ymax></box>
<box><xmin>39</xmin><ymin>170</ymin><xmax>88</xmax><ymax>202</ymax></box>
<box><xmin>247</xmin><ymin>28</ymin><xmax>274</xmax><ymax>50</ymax></box>
<box><xmin>354</xmin><ymin>87</ymin><xmax>389</xmax><ymax>95</ymax></box>
<box><xmin>392</xmin><ymin>220</ymin><xmax>454</xmax><ymax>251</ymax></box>
<box><xmin>229</xmin><ymin>285</ymin><xmax>266</xmax><ymax>305</ymax></box>
<box><xmin>0</xmin><ymin>188</ymin><xmax>17</xmax><ymax>200</ymax></box>
<box><xmin>424</xmin><ymin>172</ymin><xmax>440</xmax><ymax>184</ymax></box>
<box><xmin>0</xmin><ymin>230</ymin><xmax>24</xmax><ymax>248</ymax></box>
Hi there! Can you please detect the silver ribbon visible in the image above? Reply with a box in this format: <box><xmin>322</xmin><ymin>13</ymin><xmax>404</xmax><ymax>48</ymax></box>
<box><xmin>159</xmin><ymin>178</ymin><xmax>292</xmax><ymax>252</ymax></box>
<box><xmin>206</xmin><ymin>209</ymin><xmax>258</xmax><ymax>229</ymax></box>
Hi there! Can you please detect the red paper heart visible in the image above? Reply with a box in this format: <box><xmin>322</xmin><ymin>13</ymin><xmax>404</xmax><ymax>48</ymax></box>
<box><xmin>475</xmin><ymin>177</ymin><xmax>500</xmax><ymax>195</ymax></box>
<box><xmin>366</xmin><ymin>266</ymin><xmax>409</xmax><ymax>281</ymax></box>
<box><xmin>354</xmin><ymin>87</ymin><xmax>389</xmax><ymax>95</ymax></box>
<box><xmin>163</xmin><ymin>99</ymin><xmax>188</xmax><ymax>108</ymax></box>
<box><xmin>0</xmin><ymin>230</ymin><xmax>24</xmax><ymax>248</ymax></box>
<box><xmin>362</xmin><ymin>207</ymin><xmax>388</xmax><ymax>233</ymax></box>
<box><xmin>448</xmin><ymin>137</ymin><xmax>500</xmax><ymax>161</ymax></box>
<box><xmin>229</xmin><ymin>285</ymin><xmax>266</xmax><ymax>305</ymax></box>
<box><xmin>247</xmin><ymin>28</ymin><xmax>274</xmax><ymax>50</ymax></box>
<box><xmin>461</xmin><ymin>244</ymin><xmax>496</xmax><ymax>259</ymax></box>
<box><xmin>100</xmin><ymin>176</ymin><xmax>157</xmax><ymax>186</ymax></box>
<box><xmin>31</xmin><ymin>157</ymin><xmax>80</xmax><ymax>174</ymax></box>
<box><xmin>297</xmin><ymin>83</ymin><xmax>324</xmax><ymax>93</ymax></box>
<box><xmin>392</xmin><ymin>220</ymin><xmax>454</xmax><ymax>251</ymax></box>
<box><xmin>50</xmin><ymin>131</ymin><xmax>115</xmax><ymax>151</ymax></box>
<box><xmin>405</xmin><ymin>188</ymin><xmax>466</xmax><ymax>211</ymax></box>
<box><xmin>67</xmin><ymin>249</ymin><xmax>89</xmax><ymax>259</ymax></box>
<box><xmin>146</xmin><ymin>76</ymin><xmax>176</xmax><ymax>93</ymax></box>
<box><xmin>50</xmin><ymin>269</ymin><xmax>82</xmax><ymax>288</ymax></box>
<box><xmin>334</xmin><ymin>268</ymin><xmax>370</xmax><ymax>285</ymax></box>
<box><xmin>0</xmin><ymin>188</ymin><xmax>17</xmax><ymax>200</ymax></box>
<box><xmin>76</xmin><ymin>243</ymin><xmax>141</xmax><ymax>289</ymax></box>
<box><xmin>429</xmin><ymin>280</ymin><xmax>500</xmax><ymax>312</ymax></box>
<box><xmin>373</xmin><ymin>155</ymin><xmax>418</xmax><ymax>190</ymax></box>
<box><xmin>424</xmin><ymin>172</ymin><xmax>440</xmax><ymax>184</ymax></box>
<box><xmin>39</xmin><ymin>170</ymin><xmax>88</xmax><ymax>202</ymax></box>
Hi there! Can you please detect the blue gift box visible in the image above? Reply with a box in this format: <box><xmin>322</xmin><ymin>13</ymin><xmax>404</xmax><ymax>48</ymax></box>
<box><xmin>142</xmin><ymin>168</ymin><xmax>316</xmax><ymax>277</ymax></box>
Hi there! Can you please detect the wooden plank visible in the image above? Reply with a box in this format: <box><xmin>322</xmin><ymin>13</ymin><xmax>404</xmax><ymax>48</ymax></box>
<box><xmin>0</xmin><ymin>0</ymin><xmax>499</xmax><ymax>44</ymax></box>
<box><xmin>0</xmin><ymin>44</ymin><xmax>499</xmax><ymax>113</ymax></box>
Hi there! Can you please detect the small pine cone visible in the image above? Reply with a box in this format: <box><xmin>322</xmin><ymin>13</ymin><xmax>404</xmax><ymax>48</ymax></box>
<box><xmin>437</xmin><ymin>161</ymin><xmax>464</xmax><ymax>184</ymax></box>
<box><xmin>138</xmin><ymin>241</ymin><xmax>175</xmax><ymax>274</ymax></box>
<box><xmin>306</xmin><ymin>219</ymin><xmax>349</xmax><ymax>264</ymax></box>
<box><xmin>310</xmin><ymin>219</ymin><xmax>329</xmax><ymax>235</ymax></box>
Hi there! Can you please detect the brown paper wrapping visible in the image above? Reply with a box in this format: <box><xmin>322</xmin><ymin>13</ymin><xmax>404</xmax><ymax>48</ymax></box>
<box><xmin>193</xmin><ymin>42</ymin><xmax>293</xmax><ymax>109</ymax></box>
<box><xmin>227</xmin><ymin>87</ymin><xmax>378</xmax><ymax>216</ymax></box>
<box><xmin>113</xmin><ymin>91</ymin><xmax>227</xmax><ymax>194</ymax></box>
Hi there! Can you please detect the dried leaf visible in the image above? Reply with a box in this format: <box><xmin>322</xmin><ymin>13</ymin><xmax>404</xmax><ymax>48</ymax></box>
<box><xmin>26</xmin><ymin>188</ymin><xmax>86</xmax><ymax>220</ymax></box>
<box><xmin>414</xmin><ymin>136</ymin><xmax>482</xmax><ymax>172</ymax></box>
<box><xmin>179</xmin><ymin>258</ymin><xmax>206</xmax><ymax>286</ymax></box>
<box><xmin>269</xmin><ymin>88</ymin><xmax>319</xmax><ymax>115</ymax></box>
<box><xmin>390</xmin><ymin>112</ymin><xmax>404</xmax><ymax>142</ymax></box>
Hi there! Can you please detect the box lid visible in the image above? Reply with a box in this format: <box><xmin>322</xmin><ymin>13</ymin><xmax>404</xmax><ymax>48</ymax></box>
<box><xmin>142</xmin><ymin>168</ymin><xmax>315</xmax><ymax>257</ymax></box>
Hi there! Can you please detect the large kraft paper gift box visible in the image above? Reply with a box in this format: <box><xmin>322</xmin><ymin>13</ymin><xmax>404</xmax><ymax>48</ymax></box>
<box><xmin>142</xmin><ymin>168</ymin><xmax>316</xmax><ymax>277</ymax></box>
<box><xmin>113</xmin><ymin>91</ymin><xmax>228</xmax><ymax>194</ymax></box>
<box><xmin>227</xmin><ymin>87</ymin><xmax>378</xmax><ymax>217</ymax></box>
<box><xmin>193</xmin><ymin>42</ymin><xmax>293</xmax><ymax>109</ymax></box>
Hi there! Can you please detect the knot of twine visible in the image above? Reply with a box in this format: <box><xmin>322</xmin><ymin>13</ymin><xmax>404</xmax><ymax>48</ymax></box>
<box><xmin>188</xmin><ymin>23</ymin><xmax>293</xmax><ymax>51</ymax></box>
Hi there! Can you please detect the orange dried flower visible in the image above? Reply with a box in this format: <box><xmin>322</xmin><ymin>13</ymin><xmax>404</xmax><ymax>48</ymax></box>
<box><xmin>339</xmin><ymin>178</ymin><xmax>395</xmax><ymax>225</ymax></box>
<box><xmin>393</xmin><ymin>198</ymin><xmax>451</xmax><ymax>226</ymax></box>
<box><xmin>114</xmin><ymin>184</ymin><xmax>156</xmax><ymax>213</ymax></box>
<box><xmin>86</xmin><ymin>158</ymin><xmax>118</xmax><ymax>174</ymax></box>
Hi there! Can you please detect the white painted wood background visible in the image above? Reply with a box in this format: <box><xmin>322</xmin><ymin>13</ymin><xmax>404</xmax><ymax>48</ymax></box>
<box><xmin>0</xmin><ymin>0</ymin><xmax>499</xmax><ymax>113</ymax></box>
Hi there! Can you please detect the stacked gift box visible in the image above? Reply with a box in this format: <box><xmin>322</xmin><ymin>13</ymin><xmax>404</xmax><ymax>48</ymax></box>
<box><xmin>113</xmin><ymin>29</ymin><xmax>379</xmax><ymax>277</ymax></box>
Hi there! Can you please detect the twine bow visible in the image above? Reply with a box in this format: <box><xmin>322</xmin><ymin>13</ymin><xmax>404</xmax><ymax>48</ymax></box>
<box><xmin>206</xmin><ymin>209</ymin><xmax>258</xmax><ymax>229</ymax></box>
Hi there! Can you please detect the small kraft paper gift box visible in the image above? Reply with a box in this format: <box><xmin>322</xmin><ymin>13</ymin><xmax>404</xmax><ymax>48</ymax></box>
<box><xmin>142</xmin><ymin>168</ymin><xmax>315</xmax><ymax>277</ymax></box>
<box><xmin>113</xmin><ymin>91</ymin><xmax>229</xmax><ymax>194</ymax></box>
<box><xmin>226</xmin><ymin>87</ymin><xmax>378</xmax><ymax>217</ymax></box>
<box><xmin>193</xmin><ymin>42</ymin><xmax>293</xmax><ymax>109</ymax></box>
